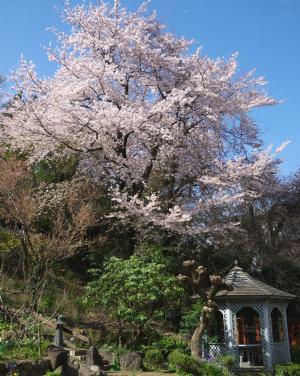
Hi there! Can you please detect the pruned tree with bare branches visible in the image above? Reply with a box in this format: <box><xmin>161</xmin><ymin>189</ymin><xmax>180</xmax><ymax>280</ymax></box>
<box><xmin>178</xmin><ymin>260</ymin><xmax>233</xmax><ymax>360</ymax></box>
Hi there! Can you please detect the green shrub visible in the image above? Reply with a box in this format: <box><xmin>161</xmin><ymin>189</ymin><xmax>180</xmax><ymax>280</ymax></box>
<box><xmin>180</xmin><ymin>301</ymin><xmax>204</xmax><ymax>339</ymax></box>
<box><xmin>143</xmin><ymin>349</ymin><xmax>164</xmax><ymax>370</ymax></box>
<box><xmin>0</xmin><ymin>318</ymin><xmax>11</xmax><ymax>334</ymax></box>
<box><xmin>291</xmin><ymin>346</ymin><xmax>300</xmax><ymax>364</ymax></box>
<box><xmin>168</xmin><ymin>349</ymin><xmax>201</xmax><ymax>376</ymax></box>
<box><xmin>85</xmin><ymin>256</ymin><xmax>184</xmax><ymax>347</ymax></box>
<box><xmin>152</xmin><ymin>336</ymin><xmax>189</xmax><ymax>356</ymax></box>
<box><xmin>44</xmin><ymin>372</ymin><xmax>60</xmax><ymax>376</ymax></box>
<box><xmin>44</xmin><ymin>371</ymin><xmax>61</xmax><ymax>376</ymax></box>
<box><xmin>0</xmin><ymin>338</ymin><xmax>50</xmax><ymax>360</ymax></box>
<box><xmin>199</xmin><ymin>361</ymin><xmax>225</xmax><ymax>376</ymax></box>
<box><xmin>275</xmin><ymin>364</ymin><xmax>300</xmax><ymax>376</ymax></box>
<box><xmin>39</xmin><ymin>294</ymin><xmax>56</xmax><ymax>313</ymax></box>
<box><xmin>217</xmin><ymin>355</ymin><xmax>236</xmax><ymax>370</ymax></box>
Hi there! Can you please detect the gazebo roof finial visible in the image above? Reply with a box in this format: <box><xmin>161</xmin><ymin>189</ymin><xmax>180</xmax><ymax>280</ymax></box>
<box><xmin>232</xmin><ymin>259</ymin><xmax>243</xmax><ymax>271</ymax></box>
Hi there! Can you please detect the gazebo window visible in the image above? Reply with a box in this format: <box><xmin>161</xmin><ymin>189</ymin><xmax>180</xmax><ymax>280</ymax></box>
<box><xmin>207</xmin><ymin>310</ymin><xmax>225</xmax><ymax>343</ymax></box>
<box><xmin>271</xmin><ymin>308</ymin><xmax>284</xmax><ymax>342</ymax></box>
<box><xmin>236</xmin><ymin>307</ymin><xmax>261</xmax><ymax>345</ymax></box>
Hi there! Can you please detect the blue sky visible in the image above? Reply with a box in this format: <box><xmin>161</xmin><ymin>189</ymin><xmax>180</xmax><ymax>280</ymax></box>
<box><xmin>0</xmin><ymin>0</ymin><xmax>299</xmax><ymax>176</ymax></box>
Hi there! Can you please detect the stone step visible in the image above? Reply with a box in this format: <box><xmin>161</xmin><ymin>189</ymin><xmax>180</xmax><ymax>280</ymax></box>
<box><xmin>67</xmin><ymin>348</ymin><xmax>87</xmax><ymax>357</ymax></box>
<box><xmin>236</xmin><ymin>366</ymin><xmax>265</xmax><ymax>376</ymax></box>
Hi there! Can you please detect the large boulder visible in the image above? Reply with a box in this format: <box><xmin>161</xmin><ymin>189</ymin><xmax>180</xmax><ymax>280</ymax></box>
<box><xmin>7</xmin><ymin>359</ymin><xmax>52</xmax><ymax>376</ymax></box>
<box><xmin>86</xmin><ymin>346</ymin><xmax>104</xmax><ymax>368</ymax></box>
<box><xmin>47</xmin><ymin>344</ymin><xmax>69</xmax><ymax>370</ymax></box>
<box><xmin>79</xmin><ymin>364</ymin><xmax>105</xmax><ymax>376</ymax></box>
<box><xmin>98</xmin><ymin>351</ymin><xmax>114</xmax><ymax>370</ymax></box>
<box><xmin>98</xmin><ymin>351</ymin><xmax>114</xmax><ymax>365</ymax></box>
<box><xmin>56</xmin><ymin>364</ymin><xmax>80</xmax><ymax>376</ymax></box>
<box><xmin>119</xmin><ymin>351</ymin><xmax>142</xmax><ymax>371</ymax></box>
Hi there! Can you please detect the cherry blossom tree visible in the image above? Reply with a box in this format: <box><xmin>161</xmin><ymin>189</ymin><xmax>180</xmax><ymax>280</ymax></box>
<box><xmin>1</xmin><ymin>1</ymin><xmax>285</xmax><ymax>233</ymax></box>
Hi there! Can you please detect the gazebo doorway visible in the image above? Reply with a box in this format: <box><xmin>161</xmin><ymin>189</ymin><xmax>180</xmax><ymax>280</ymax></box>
<box><xmin>236</xmin><ymin>307</ymin><xmax>263</xmax><ymax>367</ymax></box>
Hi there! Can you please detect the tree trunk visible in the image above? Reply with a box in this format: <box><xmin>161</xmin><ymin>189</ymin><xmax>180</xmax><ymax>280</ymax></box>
<box><xmin>191</xmin><ymin>315</ymin><xmax>208</xmax><ymax>361</ymax></box>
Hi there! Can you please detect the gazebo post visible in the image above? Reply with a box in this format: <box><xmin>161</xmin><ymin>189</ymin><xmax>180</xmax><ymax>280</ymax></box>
<box><xmin>263</xmin><ymin>302</ymin><xmax>274</xmax><ymax>373</ymax></box>
<box><xmin>282</xmin><ymin>304</ymin><xmax>291</xmax><ymax>363</ymax></box>
<box><xmin>225</xmin><ymin>306</ymin><xmax>236</xmax><ymax>357</ymax></box>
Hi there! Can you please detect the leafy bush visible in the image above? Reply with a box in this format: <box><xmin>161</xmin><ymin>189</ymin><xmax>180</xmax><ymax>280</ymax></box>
<box><xmin>275</xmin><ymin>364</ymin><xmax>300</xmax><ymax>376</ymax></box>
<box><xmin>0</xmin><ymin>318</ymin><xmax>11</xmax><ymax>334</ymax></box>
<box><xmin>199</xmin><ymin>361</ymin><xmax>225</xmax><ymax>376</ymax></box>
<box><xmin>39</xmin><ymin>294</ymin><xmax>56</xmax><ymax>313</ymax></box>
<box><xmin>151</xmin><ymin>336</ymin><xmax>189</xmax><ymax>357</ymax></box>
<box><xmin>0</xmin><ymin>338</ymin><xmax>50</xmax><ymax>360</ymax></box>
<box><xmin>85</xmin><ymin>256</ymin><xmax>184</xmax><ymax>346</ymax></box>
<box><xmin>143</xmin><ymin>349</ymin><xmax>164</xmax><ymax>370</ymax></box>
<box><xmin>44</xmin><ymin>372</ymin><xmax>61</xmax><ymax>376</ymax></box>
<box><xmin>168</xmin><ymin>349</ymin><xmax>201</xmax><ymax>376</ymax></box>
<box><xmin>180</xmin><ymin>301</ymin><xmax>204</xmax><ymax>339</ymax></box>
<box><xmin>168</xmin><ymin>349</ymin><xmax>232</xmax><ymax>376</ymax></box>
<box><xmin>217</xmin><ymin>355</ymin><xmax>236</xmax><ymax>370</ymax></box>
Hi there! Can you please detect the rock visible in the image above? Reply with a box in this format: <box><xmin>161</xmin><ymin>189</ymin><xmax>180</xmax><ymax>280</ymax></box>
<box><xmin>47</xmin><ymin>344</ymin><xmax>69</xmax><ymax>370</ymax></box>
<box><xmin>119</xmin><ymin>351</ymin><xmax>142</xmax><ymax>371</ymax></box>
<box><xmin>39</xmin><ymin>358</ymin><xmax>52</xmax><ymax>374</ymax></box>
<box><xmin>2</xmin><ymin>329</ymin><xmax>17</xmax><ymax>341</ymax></box>
<box><xmin>86</xmin><ymin>346</ymin><xmax>104</xmax><ymax>367</ymax></box>
<box><xmin>79</xmin><ymin>364</ymin><xmax>93</xmax><ymax>376</ymax></box>
<box><xmin>3</xmin><ymin>359</ymin><xmax>52</xmax><ymax>376</ymax></box>
<box><xmin>79</xmin><ymin>363</ymin><xmax>105</xmax><ymax>376</ymax></box>
<box><xmin>90</xmin><ymin>365</ymin><xmax>104</xmax><ymax>374</ymax></box>
<box><xmin>54</xmin><ymin>364</ymin><xmax>79</xmax><ymax>376</ymax></box>
<box><xmin>98</xmin><ymin>351</ymin><xmax>114</xmax><ymax>370</ymax></box>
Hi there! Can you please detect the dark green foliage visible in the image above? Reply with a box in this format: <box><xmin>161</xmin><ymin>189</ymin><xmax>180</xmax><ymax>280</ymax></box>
<box><xmin>168</xmin><ymin>349</ymin><xmax>231</xmax><ymax>376</ymax></box>
<box><xmin>143</xmin><ymin>349</ymin><xmax>164</xmax><ymax>370</ymax></box>
<box><xmin>0</xmin><ymin>338</ymin><xmax>50</xmax><ymax>360</ymax></box>
<box><xmin>217</xmin><ymin>355</ymin><xmax>235</xmax><ymax>370</ymax></box>
<box><xmin>85</xmin><ymin>255</ymin><xmax>184</xmax><ymax>346</ymax></box>
<box><xmin>0</xmin><ymin>230</ymin><xmax>21</xmax><ymax>253</ymax></box>
<box><xmin>291</xmin><ymin>346</ymin><xmax>300</xmax><ymax>364</ymax></box>
<box><xmin>168</xmin><ymin>349</ymin><xmax>201</xmax><ymax>375</ymax></box>
<box><xmin>199</xmin><ymin>361</ymin><xmax>226</xmax><ymax>376</ymax></box>
<box><xmin>180</xmin><ymin>300</ymin><xmax>204</xmax><ymax>339</ymax></box>
<box><xmin>38</xmin><ymin>294</ymin><xmax>56</xmax><ymax>313</ymax></box>
<box><xmin>32</xmin><ymin>154</ymin><xmax>78</xmax><ymax>184</ymax></box>
<box><xmin>275</xmin><ymin>364</ymin><xmax>300</xmax><ymax>376</ymax></box>
<box><xmin>151</xmin><ymin>336</ymin><xmax>189</xmax><ymax>357</ymax></box>
<box><xmin>0</xmin><ymin>318</ymin><xmax>10</xmax><ymax>333</ymax></box>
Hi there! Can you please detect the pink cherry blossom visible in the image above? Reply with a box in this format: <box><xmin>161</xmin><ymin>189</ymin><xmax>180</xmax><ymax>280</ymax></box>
<box><xmin>0</xmin><ymin>1</ymin><xmax>286</xmax><ymax>233</ymax></box>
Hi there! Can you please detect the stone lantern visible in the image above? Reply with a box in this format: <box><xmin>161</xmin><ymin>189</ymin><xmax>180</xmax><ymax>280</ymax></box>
<box><xmin>204</xmin><ymin>262</ymin><xmax>295</xmax><ymax>373</ymax></box>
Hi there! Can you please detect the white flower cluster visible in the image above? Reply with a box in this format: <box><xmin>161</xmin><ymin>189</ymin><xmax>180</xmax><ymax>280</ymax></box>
<box><xmin>0</xmin><ymin>1</ymin><xmax>285</xmax><ymax>233</ymax></box>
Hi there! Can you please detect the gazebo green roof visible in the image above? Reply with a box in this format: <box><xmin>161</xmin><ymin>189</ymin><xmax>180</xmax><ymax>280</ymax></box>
<box><xmin>216</xmin><ymin>262</ymin><xmax>295</xmax><ymax>300</ymax></box>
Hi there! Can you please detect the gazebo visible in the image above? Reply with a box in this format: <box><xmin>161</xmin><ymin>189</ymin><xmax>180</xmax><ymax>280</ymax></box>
<box><xmin>204</xmin><ymin>262</ymin><xmax>295</xmax><ymax>373</ymax></box>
